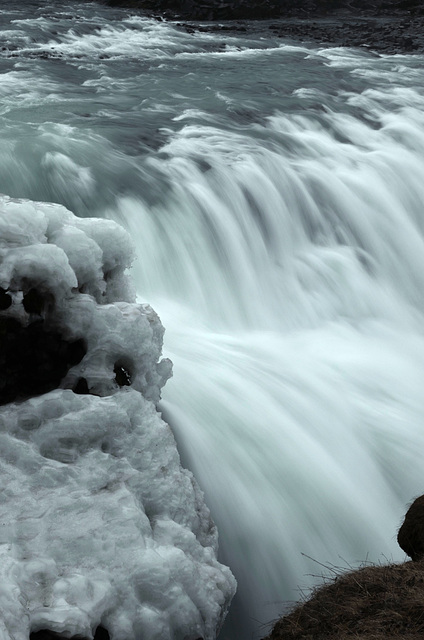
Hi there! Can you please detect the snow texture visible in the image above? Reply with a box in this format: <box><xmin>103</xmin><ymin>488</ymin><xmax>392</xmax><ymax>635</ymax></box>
<box><xmin>0</xmin><ymin>195</ymin><xmax>236</xmax><ymax>640</ymax></box>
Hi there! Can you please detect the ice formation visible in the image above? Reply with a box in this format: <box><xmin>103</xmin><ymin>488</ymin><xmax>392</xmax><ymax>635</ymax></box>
<box><xmin>0</xmin><ymin>195</ymin><xmax>236</xmax><ymax>640</ymax></box>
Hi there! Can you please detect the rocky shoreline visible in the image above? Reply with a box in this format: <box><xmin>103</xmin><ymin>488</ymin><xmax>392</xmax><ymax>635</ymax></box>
<box><xmin>266</xmin><ymin>14</ymin><xmax>424</xmax><ymax>54</ymax></box>
<box><xmin>103</xmin><ymin>0</ymin><xmax>424</xmax><ymax>54</ymax></box>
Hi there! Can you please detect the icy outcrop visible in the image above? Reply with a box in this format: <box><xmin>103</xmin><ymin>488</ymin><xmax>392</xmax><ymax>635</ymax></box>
<box><xmin>0</xmin><ymin>195</ymin><xmax>236</xmax><ymax>640</ymax></box>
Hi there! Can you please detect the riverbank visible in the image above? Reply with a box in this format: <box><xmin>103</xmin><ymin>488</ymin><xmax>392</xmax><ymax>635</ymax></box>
<box><xmin>263</xmin><ymin>559</ymin><xmax>424</xmax><ymax>640</ymax></box>
<box><xmin>264</xmin><ymin>496</ymin><xmax>424</xmax><ymax>639</ymax></box>
<box><xmin>102</xmin><ymin>0</ymin><xmax>424</xmax><ymax>54</ymax></box>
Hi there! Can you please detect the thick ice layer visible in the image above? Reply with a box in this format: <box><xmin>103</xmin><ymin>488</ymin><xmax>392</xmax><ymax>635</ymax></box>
<box><xmin>0</xmin><ymin>195</ymin><xmax>235</xmax><ymax>640</ymax></box>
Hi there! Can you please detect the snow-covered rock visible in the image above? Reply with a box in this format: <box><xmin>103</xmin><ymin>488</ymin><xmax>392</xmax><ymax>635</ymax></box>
<box><xmin>0</xmin><ymin>195</ymin><xmax>236</xmax><ymax>640</ymax></box>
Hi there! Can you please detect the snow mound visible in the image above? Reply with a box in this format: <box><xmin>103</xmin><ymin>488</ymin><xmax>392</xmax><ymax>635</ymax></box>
<box><xmin>0</xmin><ymin>195</ymin><xmax>236</xmax><ymax>640</ymax></box>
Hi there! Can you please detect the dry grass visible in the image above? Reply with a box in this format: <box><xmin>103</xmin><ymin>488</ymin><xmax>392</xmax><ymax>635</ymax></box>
<box><xmin>264</xmin><ymin>559</ymin><xmax>424</xmax><ymax>640</ymax></box>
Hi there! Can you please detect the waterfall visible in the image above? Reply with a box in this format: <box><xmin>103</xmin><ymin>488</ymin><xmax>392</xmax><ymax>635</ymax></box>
<box><xmin>116</xmin><ymin>91</ymin><xmax>424</xmax><ymax>638</ymax></box>
<box><xmin>2</xmin><ymin>4</ymin><xmax>424</xmax><ymax>637</ymax></box>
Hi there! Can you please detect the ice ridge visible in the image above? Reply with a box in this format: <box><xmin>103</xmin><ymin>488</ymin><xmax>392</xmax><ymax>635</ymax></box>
<box><xmin>0</xmin><ymin>195</ymin><xmax>236</xmax><ymax>640</ymax></box>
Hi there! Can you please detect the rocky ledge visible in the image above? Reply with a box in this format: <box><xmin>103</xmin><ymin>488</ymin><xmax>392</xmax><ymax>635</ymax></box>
<box><xmin>102</xmin><ymin>0</ymin><xmax>424</xmax><ymax>54</ymax></box>
<box><xmin>264</xmin><ymin>495</ymin><xmax>424</xmax><ymax>639</ymax></box>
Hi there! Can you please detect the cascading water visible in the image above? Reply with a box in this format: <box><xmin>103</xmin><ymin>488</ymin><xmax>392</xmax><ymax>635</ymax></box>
<box><xmin>1</xmin><ymin>3</ymin><xmax>424</xmax><ymax>638</ymax></box>
<box><xmin>126</xmin><ymin>90</ymin><xmax>424</xmax><ymax>638</ymax></box>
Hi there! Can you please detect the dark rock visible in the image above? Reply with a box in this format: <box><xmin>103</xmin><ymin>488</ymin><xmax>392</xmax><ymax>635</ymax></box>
<box><xmin>22</xmin><ymin>288</ymin><xmax>46</xmax><ymax>315</ymax></box>
<box><xmin>400</xmin><ymin>35</ymin><xmax>416</xmax><ymax>49</ymax></box>
<box><xmin>66</xmin><ymin>338</ymin><xmax>88</xmax><ymax>367</ymax></box>
<box><xmin>93</xmin><ymin>627</ymin><xmax>110</xmax><ymax>640</ymax></box>
<box><xmin>398</xmin><ymin>495</ymin><xmax>424</xmax><ymax>561</ymax></box>
<box><xmin>73</xmin><ymin>377</ymin><xmax>90</xmax><ymax>395</ymax></box>
<box><xmin>114</xmin><ymin>362</ymin><xmax>132</xmax><ymax>386</ymax></box>
<box><xmin>0</xmin><ymin>287</ymin><xmax>12</xmax><ymax>310</ymax></box>
<box><xmin>30</xmin><ymin>627</ymin><xmax>110</xmax><ymax>640</ymax></box>
<box><xmin>0</xmin><ymin>315</ymin><xmax>87</xmax><ymax>405</ymax></box>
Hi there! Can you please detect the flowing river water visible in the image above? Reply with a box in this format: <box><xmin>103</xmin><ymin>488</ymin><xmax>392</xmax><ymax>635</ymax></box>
<box><xmin>2</xmin><ymin>2</ymin><xmax>424</xmax><ymax>638</ymax></box>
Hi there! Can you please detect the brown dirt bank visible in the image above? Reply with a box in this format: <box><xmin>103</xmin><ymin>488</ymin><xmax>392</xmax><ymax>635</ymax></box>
<box><xmin>265</xmin><ymin>497</ymin><xmax>424</xmax><ymax>639</ymax></box>
<box><xmin>263</xmin><ymin>560</ymin><xmax>424</xmax><ymax>640</ymax></box>
<box><xmin>101</xmin><ymin>0</ymin><xmax>424</xmax><ymax>54</ymax></box>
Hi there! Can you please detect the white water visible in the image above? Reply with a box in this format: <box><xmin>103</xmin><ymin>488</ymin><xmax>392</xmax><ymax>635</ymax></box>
<box><xmin>2</xmin><ymin>3</ymin><xmax>424</xmax><ymax>638</ymax></box>
<box><xmin>125</xmin><ymin>83</ymin><xmax>424</xmax><ymax>638</ymax></box>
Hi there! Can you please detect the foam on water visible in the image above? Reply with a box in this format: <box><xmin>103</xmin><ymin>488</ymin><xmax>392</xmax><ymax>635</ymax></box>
<box><xmin>4</xmin><ymin>13</ymin><xmax>243</xmax><ymax>63</ymax></box>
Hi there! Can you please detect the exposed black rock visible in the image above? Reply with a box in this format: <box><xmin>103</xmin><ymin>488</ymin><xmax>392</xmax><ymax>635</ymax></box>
<box><xmin>73</xmin><ymin>376</ymin><xmax>90</xmax><ymax>394</ymax></box>
<box><xmin>93</xmin><ymin>626</ymin><xmax>110</xmax><ymax>640</ymax></box>
<box><xmin>30</xmin><ymin>626</ymin><xmax>110</xmax><ymax>640</ymax></box>
<box><xmin>0</xmin><ymin>316</ymin><xmax>87</xmax><ymax>405</ymax></box>
<box><xmin>67</xmin><ymin>338</ymin><xmax>87</xmax><ymax>367</ymax></box>
<box><xmin>114</xmin><ymin>362</ymin><xmax>132</xmax><ymax>386</ymax></box>
<box><xmin>398</xmin><ymin>495</ymin><xmax>424</xmax><ymax>561</ymax></box>
<box><xmin>0</xmin><ymin>287</ymin><xmax>12</xmax><ymax>311</ymax></box>
<box><xmin>22</xmin><ymin>288</ymin><xmax>47</xmax><ymax>315</ymax></box>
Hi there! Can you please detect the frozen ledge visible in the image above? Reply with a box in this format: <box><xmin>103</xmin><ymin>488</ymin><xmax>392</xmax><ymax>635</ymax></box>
<box><xmin>0</xmin><ymin>195</ymin><xmax>236</xmax><ymax>640</ymax></box>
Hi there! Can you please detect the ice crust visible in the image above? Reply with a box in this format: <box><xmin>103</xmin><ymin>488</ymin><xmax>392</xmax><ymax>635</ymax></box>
<box><xmin>0</xmin><ymin>195</ymin><xmax>236</xmax><ymax>640</ymax></box>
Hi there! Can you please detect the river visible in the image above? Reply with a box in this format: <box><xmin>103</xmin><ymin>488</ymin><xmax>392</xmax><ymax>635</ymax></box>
<box><xmin>1</xmin><ymin>2</ymin><xmax>424</xmax><ymax>638</ymax></box>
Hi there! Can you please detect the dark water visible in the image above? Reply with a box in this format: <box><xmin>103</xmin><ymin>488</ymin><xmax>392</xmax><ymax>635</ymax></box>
<box><xmin>2</xmin><ymin>2</ymin><xmax>424</xmax><ymax>638</ymax></box>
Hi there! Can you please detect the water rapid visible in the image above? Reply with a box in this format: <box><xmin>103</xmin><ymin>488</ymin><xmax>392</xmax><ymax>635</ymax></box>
<box><xmin>1</xmin><ymin>3</ymin><xmax>424</xmax><ymax>638</ymax></box>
